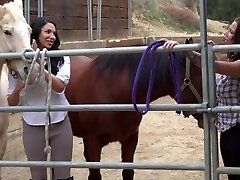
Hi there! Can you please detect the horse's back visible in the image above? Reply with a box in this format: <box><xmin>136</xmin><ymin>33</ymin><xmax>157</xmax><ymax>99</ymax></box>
<box><xmin>66</xmin><ymin>54</ymin><xmax>135</xmax><ymax>104</ymax></box>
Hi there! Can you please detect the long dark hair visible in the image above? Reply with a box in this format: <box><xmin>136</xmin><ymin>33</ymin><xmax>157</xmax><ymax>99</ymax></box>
<box><xmin>30</xmin><ymin>17</ymin><xmax>64</xmax><ymax>75</ymax></box>
<box><xmin>228</xmin><ymin>17</ymin><xmax>240</xmax><ymax>61</ymax></box>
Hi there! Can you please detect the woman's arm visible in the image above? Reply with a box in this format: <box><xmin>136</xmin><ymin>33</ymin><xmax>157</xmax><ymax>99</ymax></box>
<box><xmin>162</xmin><ymin>39</ymin><xmax>219</xmax><ymax>68</ymax></box>
<box><xmin>178</xmin><ymin>48</ymin><xmax>240</xmax><ymax>78</ymax></box>
<box><xmin>215</xmin><ymin>60</ymin><xmax>240</xmax><ymax>78</ymax></box>
<box><xmin>7</xmin><ymin>80</ymin><xmax>24</xmax><ymax>106</ymax></box>
<box><xmin>44</xmin><ymin>56</ymin><xmax>70</xmax><ymax>93</ymax></box>
<box><xmin>44</xmin><ymin>70</ymin><xmax>66</xmax><ymax>93</ymax></box>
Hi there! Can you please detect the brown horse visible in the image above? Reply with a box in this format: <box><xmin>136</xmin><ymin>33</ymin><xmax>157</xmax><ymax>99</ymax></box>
<box><xmin>65</xmin><ymin>47</ymin><xmax>203</xmax><ymax>180</ymax></box>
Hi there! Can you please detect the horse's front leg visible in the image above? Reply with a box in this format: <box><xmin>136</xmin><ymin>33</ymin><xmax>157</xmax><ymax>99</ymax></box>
<box><xmin>0</xmin><ymin>113</ymin><xmax>8</xmax><ymax>158</ymax></box>
<box><xmin>0</xmin><ymin>112</ymin><xmax>9</xmax><ymax>180</ymax></box>
<box><xmin>120</xmin><ymin>130</ymin><xmax>139</xmax><ymax>180</ymax></box>
<box><xmin>83</xmin><ymin>138</ymin><xmax>103</xmax><ymax>180</ymax></box>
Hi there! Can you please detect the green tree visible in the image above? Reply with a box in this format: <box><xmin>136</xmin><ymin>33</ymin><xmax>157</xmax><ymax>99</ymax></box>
<box><xmin>207</xmin><ymin>0</ymin><xmax>240</xmax><ymax>22</ymax></box>
<box><xmin>207</xmin><ymin>0</ymin><xmax>219</xmax><ymax>16</ymax></box>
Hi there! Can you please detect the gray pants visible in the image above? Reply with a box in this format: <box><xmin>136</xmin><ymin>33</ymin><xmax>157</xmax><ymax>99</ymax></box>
<box><xmin>23</xmin><ymin>116</ymin><xmax>73</xmax><ymax>180</ymax></box>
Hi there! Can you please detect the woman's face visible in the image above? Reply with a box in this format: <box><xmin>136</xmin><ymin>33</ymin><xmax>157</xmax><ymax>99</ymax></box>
<box><xmin>224</xmin><ymin>21</ymin><xmax>238</xmax><ymax>45</ymax></box>
<box><xmin>38</xmin><ymin>22</ymin><xmax>56</xmax><ymax>50</ymax></box>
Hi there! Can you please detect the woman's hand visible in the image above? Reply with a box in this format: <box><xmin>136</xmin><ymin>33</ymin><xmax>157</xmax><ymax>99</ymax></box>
<box><xmin>160</xmin><ymin>38</ymin><xmax>180</xmax><ymax>50</ymax></box>
<box><xmin>207</xmin><ymin>40</ymin><xmax>215</xmax><ymax>46</ymax></box>
<box><xmin>31</xmin><ymin>39</ymin><xmax>38</xmax><ymax>51</ymax></box>
<box><xmin>7</xmin><ymin>80</ymin><xmax>25</xmax><ymax>106</ymax></box>
<box><xmin>160</xmin><ymin>38</ymin><xmax>202</xmax><ymax>68</ymax></box>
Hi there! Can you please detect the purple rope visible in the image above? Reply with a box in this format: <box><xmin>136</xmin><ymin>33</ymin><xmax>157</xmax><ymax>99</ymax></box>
<box><xmin>169</xmin><ymin>52</ymin><xmax>182</xmax><ymax>104</ymax></box>
<box><xmin>132</xmin><ymin>40</ymin><xmax>182</xmax><ymax>115</ymax></box>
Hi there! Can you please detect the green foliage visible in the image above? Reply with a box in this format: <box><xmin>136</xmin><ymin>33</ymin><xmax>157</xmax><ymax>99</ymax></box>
<box><xmin>207</xmin><ymin>0</ymin><xmax>240</xmax><ymax>22</ymax></box>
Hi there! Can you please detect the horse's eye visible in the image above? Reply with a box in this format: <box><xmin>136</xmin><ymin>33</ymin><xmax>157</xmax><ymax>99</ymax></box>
<box><xmin>3</xmin><ymin>30</ymin><xmax>12</xmax><ymax>36</ymax></box>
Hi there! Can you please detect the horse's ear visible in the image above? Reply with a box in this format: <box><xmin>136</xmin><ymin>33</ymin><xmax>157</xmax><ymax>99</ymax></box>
<box><xmin>0</xmin><ymin>6</ymin><xmax>7</xmax><ymax>20</ymax></box>
<box><xmin>14</xmin><ymin>0</ymin><xmax>23</xmax><ymax>9</ymax></box>
<box><xmin>185</xmin><ymin>37</ymin><xmax>193</xmax><ymax>44</ymax></box>
<box><xmin>189</xmin><ymin>37</ymin><xmax>193</xmax><ymax>44</ymax></box>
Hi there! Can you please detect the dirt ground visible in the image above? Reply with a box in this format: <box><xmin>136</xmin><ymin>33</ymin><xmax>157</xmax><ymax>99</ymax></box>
<box><xmin>1</xmin><ymin>96</ymin><xmax>228</xmax><ymax>180</ymax></box>
<box><xmin>132</xmin><ymin>1</ymin><xmax>227</xmax><ymax>39</ymax></box>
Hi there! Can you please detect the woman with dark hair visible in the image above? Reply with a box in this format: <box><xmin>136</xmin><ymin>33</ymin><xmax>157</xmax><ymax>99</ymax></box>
<box><xmin>31</xmin><ymin>17</ymin><xmax>64</xmax><ymax>76</ymax></box>
<box><xmin>7</xmin><ymin>17</ymin><xmax>73</xmax><ymax>180</ymax></box>
<box><xmin>162</xmin><ymin>17</ymin><xmax>240</xmax><ymax>180</ymax></box>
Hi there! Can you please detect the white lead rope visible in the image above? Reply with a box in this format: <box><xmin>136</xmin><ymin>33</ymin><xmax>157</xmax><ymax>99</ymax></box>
<box><xmin>24</xmin><ymin>48</ymin><xmax>40</xmax><ymax>88</ymax></box>
<box><xmin>41</xmin><ymin>48</ymin><xmax>53</xmax><ymax>180</ymax></box>
<box><xmin>20</xmin><ymin>48</ymin><xmax>40</xmax><ymax>106</ymax></box>
<box><xmin>22</xmin><ymin>48</ymin><xmax>53</xmax><ymax>179</ymax></box>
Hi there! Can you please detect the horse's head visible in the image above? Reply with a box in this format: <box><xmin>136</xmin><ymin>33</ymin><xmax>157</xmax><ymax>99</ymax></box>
<box><xmin>180</xmin><ymin>38</ymin><xmax>203</xmax><ymax>128</ymax></box>
<box><xmin>0</xmin><ymin>0</ymin><xmax>36</xmax><ymax>83</ymax></box>
<box><xmin>180</xmin><ymin>61</ymin><xmax>203</xmax><ymax>127</ymax></box>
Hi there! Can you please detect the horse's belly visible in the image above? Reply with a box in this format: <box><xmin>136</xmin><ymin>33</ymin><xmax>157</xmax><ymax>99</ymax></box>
<box><xmin>69</xmin><ymin>111</ymin><xmax>142</xmax><ymax>141</ymax></box>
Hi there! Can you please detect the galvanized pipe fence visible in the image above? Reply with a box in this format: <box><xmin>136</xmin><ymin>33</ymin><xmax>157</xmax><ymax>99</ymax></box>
<box><xmin>0</xmin><ymin>44</ymin><xmax>208</xmax><ymax>175</ymax></box>
<box><xmin>1</xmin><ymin>42</ymin><xmax>240</xmax><ymax>179</ymax></box>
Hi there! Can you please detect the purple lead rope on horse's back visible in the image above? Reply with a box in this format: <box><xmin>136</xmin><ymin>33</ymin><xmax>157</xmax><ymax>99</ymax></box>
<box><xmin>132</xmin><ymin>40</ymin><xmax>182</xmax><ymax>115</ymax></box>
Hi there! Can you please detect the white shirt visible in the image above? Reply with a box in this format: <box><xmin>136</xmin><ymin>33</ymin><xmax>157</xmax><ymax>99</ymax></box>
<box><xmin>8</xmin><ymin>56</ymin><xmax>70</xmax><ymax>126</ymax></box>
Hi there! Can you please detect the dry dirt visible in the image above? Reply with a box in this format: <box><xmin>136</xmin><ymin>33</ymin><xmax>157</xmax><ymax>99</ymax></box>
<box><xmin>132</xmin><ymin>1</ymin><xmax>227</xmax><ymax>39</ymax></box>
<box><xmin>2</xmin><ymin>96</ymin><xmax>228</xmax><ymax>180</ymax></box>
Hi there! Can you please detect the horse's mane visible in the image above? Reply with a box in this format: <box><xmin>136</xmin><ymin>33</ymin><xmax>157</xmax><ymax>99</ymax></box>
<box><xmin>3</xmin><ymin>1</ymin><xmax>22</xmax><ymax>19</ymax></box>
<box><xmin>92</xmin><ymin>50</ymin><xmax>186</xmax><ymax>91</ymax></box>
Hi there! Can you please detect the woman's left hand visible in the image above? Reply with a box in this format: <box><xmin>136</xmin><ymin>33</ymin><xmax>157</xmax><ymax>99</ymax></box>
<box><xmin>31</xmin><ymin>39</ymin><xmax>38</xmax><ymax>51</ymax></box>
<box><xmin>160</xmin><ymin>39</ymin><xmax>179</xmax><ymax>50</ymax></box>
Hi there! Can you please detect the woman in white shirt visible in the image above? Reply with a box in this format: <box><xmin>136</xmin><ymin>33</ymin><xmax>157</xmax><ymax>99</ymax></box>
<box><xmin>7</xmin><ymin>17</ymin><xmax>73</xmax><ymax>180</ymax></box>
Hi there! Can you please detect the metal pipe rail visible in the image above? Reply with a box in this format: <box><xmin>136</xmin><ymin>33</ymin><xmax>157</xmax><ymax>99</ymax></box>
<box><xmin>0</xmin><ymin>161</ymin><xmax>205</xmax><ymax>171</ymax></box>
<box><xmin>4</xmin><ymin>43</ymin><xmax>240</xmax><ymax>61</ymax></box>
<box><xmin>201</xmin><ymin>106</ymin><xmax>240</xmax><ymax>113</ymax></box>
<box><xmin>213</xmin><ymin>44</ymin><xmax>240</xmax><ymax>52</ymax></box>
<box><xmin>0</xmin><ymin>104</ymin><xmax>203</xmax><ymax>113</ymax></box>
<box><xmin>218</xmin><ymin>167</ymin><xmax>240</xmax><ymax>175</ymax></box>
<box><xmin>3</xmin><ymin>104</ymin><xmax>240</xmax><ymax>114</ymax></box>
<box><xmin>0</xmin><ymin>43</ymin><xmax>202</xmax><ymax>59</ymax></box>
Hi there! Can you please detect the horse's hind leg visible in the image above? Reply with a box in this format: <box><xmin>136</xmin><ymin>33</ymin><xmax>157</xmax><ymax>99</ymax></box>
<box><xmin>83</xmin><ymin>138</ymin><xmax>103</xmax><ymax>180</ymax></box>
<box><xmin>121</xmin><ymin>130</ymin><xmax>139</xmax><ymax>180</ymax></box>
